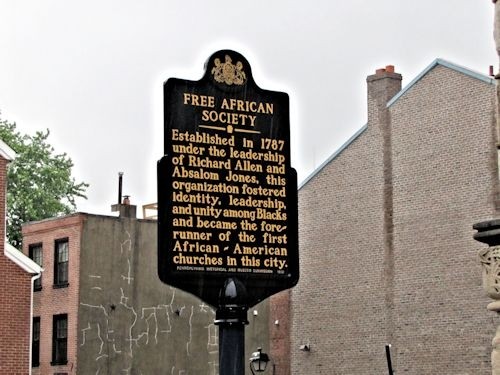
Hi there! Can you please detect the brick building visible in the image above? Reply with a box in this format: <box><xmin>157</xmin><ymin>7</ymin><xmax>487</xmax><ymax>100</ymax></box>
<box><xmin>20</xmin><ymin>59</ymin><xmax>498</xmax><ymax>374</ymax></box>
<box><xmin>289</xmin><ymin>60</ymin><xmax>498</xmax><ymax>374</ymax></box>
<box><xmin>23</xmin><ymin>202</ymin><xmax>270</xmax><ymax>374</ymax></box>
<box><xmin>0</xmin><ymin>139</ymin><xmax>42</xmax><ymax>375</ymax></box>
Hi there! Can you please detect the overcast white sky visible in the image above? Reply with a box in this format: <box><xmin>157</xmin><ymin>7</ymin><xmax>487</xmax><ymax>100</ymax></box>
<box><xmin>0</xmin><ymin>1</ymin><xmax>496</xmax><ymax>216</ymax></box>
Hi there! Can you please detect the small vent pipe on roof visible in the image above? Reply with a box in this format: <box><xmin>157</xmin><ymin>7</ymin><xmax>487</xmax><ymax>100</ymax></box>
<box><xmin>118</xmin><ymin>172</ymin><xmax>123</xmax><ymax>205</ymax></box>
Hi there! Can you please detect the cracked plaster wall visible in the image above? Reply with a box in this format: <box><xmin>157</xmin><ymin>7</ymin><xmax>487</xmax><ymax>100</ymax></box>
<box><xmin>77</xmin><ymin>215</ymin><xmax>269</xmax><ymax>375</ymax></box>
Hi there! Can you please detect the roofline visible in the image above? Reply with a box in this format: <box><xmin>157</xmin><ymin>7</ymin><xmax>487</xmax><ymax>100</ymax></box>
<box><xmin>4</xmin><ymin>242</ymin><xmax>42</xmax><ymax>274</ymax></box>
<box><xmin>299</xmin><ymin>58</ymin><xmax>495</xmax><ymax>190</ymax></box>
<box><xmin>22</xmin><ymin>212</ymin><xmax>156</xmax><ymax>232</ymax></box>
<box><xmin>387</xmin><ymin>58</ymin><xmax>495</xmax><ymax>107</ymax></box>
<box><xmin>298</xmin><ymin>124</ymin><xmax>368</xmax><ymax>190</ymax></box>
<box><xmin>0</xmin><ymin>138</ymin><xmax>16</xmax><ymax>161</ymax></box>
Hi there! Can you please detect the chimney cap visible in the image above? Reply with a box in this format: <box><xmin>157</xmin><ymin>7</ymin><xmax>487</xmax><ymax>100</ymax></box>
<box><xmin>375</xmin><ymin>65</ymin><xmax>396</xmax><ymax>75</ymax></box>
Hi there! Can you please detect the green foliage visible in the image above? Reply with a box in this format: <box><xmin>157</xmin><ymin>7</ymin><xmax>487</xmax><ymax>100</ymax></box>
<box><xmin>0</xmin><ymin>115</ymin><xmax>88</xmax><ymax>248</ymax></box>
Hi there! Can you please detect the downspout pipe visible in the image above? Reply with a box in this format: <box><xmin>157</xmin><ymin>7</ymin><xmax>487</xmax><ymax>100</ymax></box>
<box><xmin>28</xmin><ymin>270</ymin><xmax>42</xmax><ymax>375</ymax></box>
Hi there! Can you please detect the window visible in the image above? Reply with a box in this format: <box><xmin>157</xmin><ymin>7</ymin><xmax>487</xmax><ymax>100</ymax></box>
<box><xmin>51</xmin><ymin>314</ymin><xmax>67</xmax><ymax>365</ymax></box>
<box><xmin>32</xmin><ymin>317</ymin><xmax>40</xmax><ymax>367</ymax></box>
<box><xmin>29</xmin><ymin>243</ymin><xmax>43</xmax><ymax>291</ymax></box>
<box><xmin>54</xmin><ymin>239</ymin><xmax>69</xmax><ymax>287</ymax></box>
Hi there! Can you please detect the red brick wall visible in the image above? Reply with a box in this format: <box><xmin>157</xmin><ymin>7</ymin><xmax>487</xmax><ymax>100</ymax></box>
<box><xmin>0</xmin><ymin>157</ymin><xmax>33</xmax><ymax>375</ymax></box>
<box><xmin>292</xmin><ymin>64</ymin><xmax>496</xmax><ymax>374</ymax></box>
<box><xmin>23</xmin><ymin>214</ymin><xmax>84</xmax><ymax>375</ymax></box>
<box><xmin>293</xmin><ymin>117</ymin><xmax>388</xmax><ymax>374</ymax></box>
<box><xmin>269</xmin><ymin>290</ymin><xmax>291</xmax><ymax>375</ymax></box>
<box><xmin>390</xmin><ymin>65</ymin><xmax>495</xmax><ymax>373</ymax></box>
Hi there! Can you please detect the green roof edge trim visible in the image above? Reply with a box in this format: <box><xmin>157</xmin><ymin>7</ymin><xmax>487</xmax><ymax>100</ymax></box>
<box><xmin>298</xmin><ymin>58</ymin><xmax>495</xmax><ymax>190</ymax></box>
<box><xmin>387</xmin><ymin>58</ymin><xmax>495</xmax><ymax>108</ymax></box>
<box><xmin>298</xmin><ymin>124</ymin><xmax>368</xmax><ymax>190</ymax></box>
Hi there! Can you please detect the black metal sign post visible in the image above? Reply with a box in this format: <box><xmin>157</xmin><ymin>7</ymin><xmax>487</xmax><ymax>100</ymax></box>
<box><xmin>385</xmin><ymin>344</ymin><xmax>394</xmax><ymax>375</ymax></box>
<box><xmin>158</xmin><ymin>50</ymin><xmax>299</xmax><ymax>374</ymax></box>
<box><xmin>214</xmin><ymin>278</ymin><xmax>249</xmax><ymax>375</ymax></box>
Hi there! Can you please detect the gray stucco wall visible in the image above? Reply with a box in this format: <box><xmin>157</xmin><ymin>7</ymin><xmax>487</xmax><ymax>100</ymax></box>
<box><xmin>77</xmin><ymin>215</ymin><xmax>269</xmax><ymax>374</ymax></box>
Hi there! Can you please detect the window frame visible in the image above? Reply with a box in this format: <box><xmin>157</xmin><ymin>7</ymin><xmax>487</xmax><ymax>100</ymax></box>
<box><xmin>53</xmin><ymin>238</ymin><xmax>69</xmax><ymax>288</ymax></box>
<box><xmin>29</xmin><ymin>243</ymin><xmax>43</xmax><ymax>291</ymax></box>
<box><xmin>51</xmin><ymin>314</ymin><xmax>68</xmax><ymax>366</ymax></box>
<box><xmin>32</xmin><ymin>316</ymin><xmax>40</xmax><ymax>367</ymax></box>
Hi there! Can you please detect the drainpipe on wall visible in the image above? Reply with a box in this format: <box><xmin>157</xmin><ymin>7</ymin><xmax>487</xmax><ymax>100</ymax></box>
<box><xmin>28</xmin><ymin>270</ymin><xmax>42</xmax><ymax>375</ymax></box>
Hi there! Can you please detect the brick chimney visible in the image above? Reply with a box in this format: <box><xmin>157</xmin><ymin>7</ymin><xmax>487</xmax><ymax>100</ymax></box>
<box><xmin>366</xmin><ymin>65</ymin><xmax>402</xmax><ymax>347</ymax></box>
<box><xmin>111</xmin><ymin>196</ymin><xmax>137</xmax><ymax>218</ymax></box>
<box><xmin>367</xmin><ymin>65</ymin><xmax>402</xmax><ymax>124</ymax></box>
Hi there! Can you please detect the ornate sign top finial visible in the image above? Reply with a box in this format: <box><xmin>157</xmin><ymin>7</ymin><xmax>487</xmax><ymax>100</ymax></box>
<box><xmin>211</xmin><ymin>55</ymin><xmax>247</xmax><ymax>86</ymax></box>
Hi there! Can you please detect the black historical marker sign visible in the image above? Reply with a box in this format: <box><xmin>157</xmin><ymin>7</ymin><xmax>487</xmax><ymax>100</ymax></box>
<box><xmin>158</xmin><ymin>50</ymin><xmax>299</xmax><ymax>307</ymax></box>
